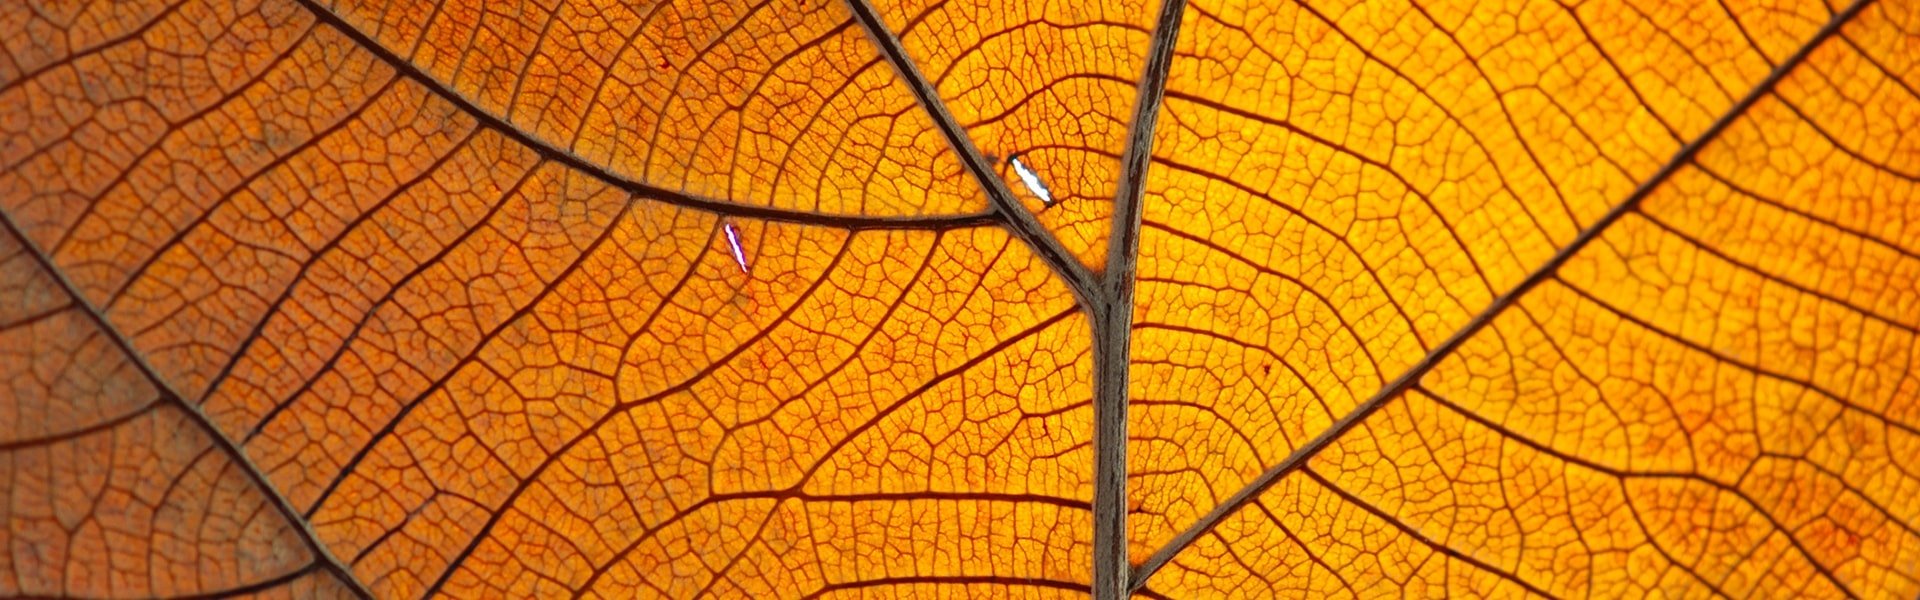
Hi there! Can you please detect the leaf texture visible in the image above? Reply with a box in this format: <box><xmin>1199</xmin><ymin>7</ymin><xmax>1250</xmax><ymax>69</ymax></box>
<box><xmin>865</xmin><ymin>0</ymin><xmax>1164</xmax><ymax>269</ymax></box>
<box><xmin>1133</xmin><ymin>0</ymin><xmax>1920</xmax><ymax>596</ymax></box>
<box><xmin>2</xmin><ymin>0</ymin><xmax>1916</xmax><ymax>597</ymax></box>
<box><xmin>1</xmin><ymin>218</ymin><xmax>358</xmax><ymax>597</ymax></box>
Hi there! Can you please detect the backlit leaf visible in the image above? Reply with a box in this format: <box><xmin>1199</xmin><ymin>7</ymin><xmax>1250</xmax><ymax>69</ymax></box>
<box><xmin>2</xmin><ymin>0</ymin><xmax>1914</xmax><ymax>597</ymax></box>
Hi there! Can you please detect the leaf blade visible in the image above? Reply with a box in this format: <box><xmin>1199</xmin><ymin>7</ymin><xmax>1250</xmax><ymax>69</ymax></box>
<box><xmin>0</xmin><ymin>201</ymin><xmax>376</xmax><ymax>599</ymax></box>
<box><xmin>1133</xmin><ymin>0</ymin><xmax>1917</xmax><ymax>595</ymax></box>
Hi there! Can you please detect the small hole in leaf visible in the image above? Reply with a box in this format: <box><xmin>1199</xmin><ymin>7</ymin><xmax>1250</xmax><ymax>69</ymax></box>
<box><xmin>1008</xmin><ymin>153</ymin><xmax>1055</xmax><ymax>206</ymax></box>
<box><xmin>722</xmin><ymin>221</ymin><xmax>750</xmax><ymax>275</ymax></box>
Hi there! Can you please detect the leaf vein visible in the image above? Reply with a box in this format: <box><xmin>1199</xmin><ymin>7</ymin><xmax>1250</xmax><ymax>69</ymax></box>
<box><xmin>1127</xmin><ymin>0</ymin><xmax>1881</xmax><ymax>588</ymax></box>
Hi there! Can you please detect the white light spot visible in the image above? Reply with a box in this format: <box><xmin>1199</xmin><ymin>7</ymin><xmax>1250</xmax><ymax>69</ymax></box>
<box><xmin>1009</xmin><ymin>154</ymin><xmax>1055</xmax><ymax>205</ymax></box>
<box><xmin>723</xmin><ymin>222</ymin><xmax>750</xmax><ymax>275</ymax></box>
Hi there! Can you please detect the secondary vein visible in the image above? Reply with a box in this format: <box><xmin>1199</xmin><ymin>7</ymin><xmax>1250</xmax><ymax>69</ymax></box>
<box><xmin>839</xmin><ymin>0</ymin><xmax>1102</xmax><ymax>304</ymax></box>
<box><xmin>296</xmin><ymin>0</ymin><xmax>1001</xmax><ymax>232</ymax></box>
<box><xmin>1127</xmin><ymin>0</ymin><xmax>1880</xmax><ymax>588</ymax></box>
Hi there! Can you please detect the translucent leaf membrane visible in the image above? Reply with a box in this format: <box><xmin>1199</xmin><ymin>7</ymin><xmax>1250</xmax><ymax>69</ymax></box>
<box><xmin>1144</xmin><ymin>2</ymin><xmax>1920</xmax><ymax>596</ymax></box>
<box><xmin>0</xmin><ymin>226</ymin><xmax>352</xmax><ymax>598</ymax></box>
<box><xmin>7</xmin><ymin>0</ymin><xmax>1919</xmax><ymax>595</ymax></box>
<box><xmin>1125</xmin><ymin>0</ymin><xmax>1844</xmax><ymax>563</ymax></box>
<box><xmin>300</xmin><ymin>216</ymin><xmax>1095</xmax><ymax>599</ymax></box>
<box><xmin>3</xmin><ymin>1</ymin><xmax>1098</xmax><ymax>597</ymax></box>
<box><xmin>337</xmin><ymin>0</ymin><xmax>991</xmax><ymax>216</ymax></box>
<box><xmin>0</xmin><ymin>0</ymin><xmax>987</xmax><ymax>230</ymax></box>
<box><xmin>866</xmin><ymin>0</ymin><xmax>1165</xmax><ymax>270</ymax></box>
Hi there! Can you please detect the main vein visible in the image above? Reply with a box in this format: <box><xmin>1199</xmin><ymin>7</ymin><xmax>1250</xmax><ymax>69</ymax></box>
<box><xmin>1128</xmin><ymin>0</ymin><xmax>1879</xmax><ymax>588</ymax></box>
<box><xmin>1094</xmin><ymin>0</ymin><xmax>1189</xmax><ymax>598</ymax></box>
<box><xmin>839</xmin><ymin>0</ymin><xmax>1197</xmax><ymax>596</ymax></box>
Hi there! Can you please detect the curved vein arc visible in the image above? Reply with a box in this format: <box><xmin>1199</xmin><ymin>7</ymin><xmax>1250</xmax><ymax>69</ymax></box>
<box><xmin>292</xmin><ymin>0</ymin><xmax>999</xmax><ymax>232</ymax></box>
<box><xmin>1127</xmin><ymin>0</ymin><xmax>1880</xmax><ymax>588</ymax></box>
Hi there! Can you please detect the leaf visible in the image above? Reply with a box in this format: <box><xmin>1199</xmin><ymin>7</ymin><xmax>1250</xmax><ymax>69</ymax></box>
<box><xmin>0</xmin><ymin>0</ymin><xmax>1914</xmax><ymax>598</ymax></box>
<box><xmin>0</xmin><ymin>225</ymin><xmax>355</xmax><ymax>597</ymax></box>
<box><xmin>1129</xmin><ymin>0</ymin><xmax>1920</xmax><ymax>596</ymax></box>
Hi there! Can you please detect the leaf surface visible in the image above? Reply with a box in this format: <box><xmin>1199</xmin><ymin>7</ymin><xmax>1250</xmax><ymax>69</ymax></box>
<box><xmin>2</xmin><ymin>0</ymin><xmax>1916</xmax><ymax>597</ymax></box>
<box><xmin>1</xmin><ymin>220</ymin><xmax>357</xmax><ymax>597</ymax></box>
<box><xmin>1129</xmin><ymin>0</ymin><xmax>1840</xmax><ymax>557</ymax></box>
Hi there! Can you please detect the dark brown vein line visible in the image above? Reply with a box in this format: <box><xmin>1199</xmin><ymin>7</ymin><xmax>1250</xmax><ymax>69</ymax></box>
<box><xmin>801</xmin><ymin>576</ymin><xmax>1088</xmax><ymax>599</ymax></box>
<box><xmin>1127</xmin><ymin>0</ymin><xmax>1877</xmax><ymax>588</ymax></box>
<box><xmin>0</xmin><ymin>302</ymin><xmax>72</xmax><ymax>333</ymax></box>
<box><xmin>304</xmin><ymin>198</ymin><xmax>697</xmax><ymax>518</ymax></box>
<box><xmin>10</xmin><ymin>562</ymin><xmax>328</xmax><ymax>600</ymax></box>
<box><xmin>1139</xmin><ymin>220</ymin><xmax>1389</xmax><ymax>380</ymax></box>
<box><xmin>195</xmin><ymin>128</ymin><xmax>483</xmax><ymax>412</ymax></box>
<box><xmin>242</xmin><ymin>158</ymin><xmax>547</xmax><ymax>445</ymax></box>
<box><xmin>572</xmin><ymin>306</ymin><xmax>1080</xmax><ymax>592</ymax></box>
<box><xmin>0</xmin><ymin>1</ymin><xmax>185</xmax><ymax>96</ymax></box>
<box><xmin>0</xmin><ymin>207</ymin><xmax>375</xmax><ymax>599</ymax></box>
<box><xmin>0</xmin><ymin>399</ymin><xmax>164</xmax><ymax>452</ymax></box>
<box><xmin>422</xmin><ymin>232</ymin><xmax>862</xmax><ymax>597</ymax></box>
<box><xmin>46</xmin><ymin>24</ymin><xmax>319</xmax><ymax>256</ymax></box>
<box><xmin>1634</xmin><ymin>211</ymin><xmax>1918</xmax><ymax>333</ymax></box>
<box><xmin>1693</xmin><ymin>163</ymin><xmax>1920</xmax><ymax>261</ymax></box>
<box><xmin>1556</xmin><ymin>280</ymin><xmax>1920</xmax><ymax>441</ymax></box>
<box><xmin>1092</xmin><ymin>1</ymin><xmax>1187</xmax><ymax>597</ymax></box>
<box><xmin>105</xmin><ymin>74</ymin><xmax>406</xmax><ymax>308</ymax></box>
<box><xmin>290</xmin><ymin>0</ymin><xmax>997</xmax><ymax>232</ymax></box>
<box><xmin>1251</xmin><ymin>502</ymin><xmax>1357</xmax><ymax>594</ymax></box>
<box><xmin>1301</xmin><ymin>468</ymin><xmax>1564</xmax><ymax>599</ymax></box>
<box><xmin>1419</xmin><ymin>388</ymin><xmax>1876</xmax><ymax>597</ymax></box>
<box><xmin>838</xmin><ymin>0</ymin><xmax>1100</xmax><ymax>302</ymax></box>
